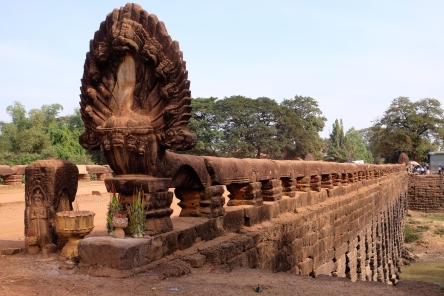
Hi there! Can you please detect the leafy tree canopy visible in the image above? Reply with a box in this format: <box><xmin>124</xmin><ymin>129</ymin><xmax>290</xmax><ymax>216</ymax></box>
<box><xmin>0</xmin><ymin>102</ymin><xmax>92</xmax><ymax>165</ymax></box>
<box><xmin>187</xmin><ymin>95</ymin><xmax>326</xmax><ymax>160</ymax></box>
<box><xmin>367</xmin><ymin>97</ymin><xmax>444</xmax><ymax>163</ymax></box>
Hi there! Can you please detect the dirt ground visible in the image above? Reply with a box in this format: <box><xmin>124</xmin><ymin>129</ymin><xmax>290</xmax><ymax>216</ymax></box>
<box><xmin>403</xmin><ymin>210</ymin><xmax>444</xmax><ymax>262</ymax></box>
<box><xmin>0</xmin><ymin>183</ymin><xmax>442</xmax><ymax>295</ymax></box>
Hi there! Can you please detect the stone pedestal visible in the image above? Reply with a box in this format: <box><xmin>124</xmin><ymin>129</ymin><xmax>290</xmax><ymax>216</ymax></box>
<box><xmin>105</xmin><ymin>175</ymin><xmax>173</xmax><ymax>235</ymax></box>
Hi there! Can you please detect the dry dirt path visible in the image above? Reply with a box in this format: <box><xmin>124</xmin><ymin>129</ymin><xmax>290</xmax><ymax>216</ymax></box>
<box><xmin>0</xmin><ymin>183</ymin><xmax>442</xmax><ymax>295</ymax></box>
<box><xmin>0</xmin><ymin>182</ymin><xmax>183</xmax><ymax>249</ymax></box>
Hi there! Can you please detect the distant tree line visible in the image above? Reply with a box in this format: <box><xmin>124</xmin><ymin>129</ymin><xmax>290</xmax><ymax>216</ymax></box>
<box><xmin>0</xmin><ymin>96</ymin><xmax>442</xmax><ymax>166</ymax></box>
<box><xmin>0</xmin><ymin>102</ymin><xmax>102</xmax><ymax>165</ymax></box>
<box><xmin>187</xmin><ymin>95</ymin><xmax>326</xmax><ymax>160</ymax></box>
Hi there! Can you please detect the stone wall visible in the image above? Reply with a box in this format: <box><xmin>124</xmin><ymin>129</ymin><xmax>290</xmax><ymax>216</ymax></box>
<box><xmin>408</xmin><ymin>174</ymin><xmax>444</xmax><ymax>212</ymax></box>
<box><xmin>213</xmin><ymin>173</ymin><xmax>407</xmax><ymax>284</ymax></box>
<box><xmin>79</xmin><ymin>168</ymin><xmax>408</xmax><ymax>284</ymax></box>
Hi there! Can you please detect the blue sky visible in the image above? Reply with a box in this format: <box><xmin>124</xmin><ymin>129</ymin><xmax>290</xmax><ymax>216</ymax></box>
<box><xmin>1</xmin><ymin>1</ymin><xmax>443</xmax><ymax>138</ymax></box>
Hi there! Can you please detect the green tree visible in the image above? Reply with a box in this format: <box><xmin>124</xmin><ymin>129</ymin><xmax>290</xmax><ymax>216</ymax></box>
<box><xmin>187</xmin><ymin>97</ymin><xmax>225</xmax><ymax>156</ymax></box>
<box><xmin>280</xmin><ymin>96</ymin><xmax>326</xmax><ymax>160</ymax></box>
<box><xmin>325</xmin><ymin>119</ymin><xmax>347</xmax><ymax>162</ymax></box>
<box><xmin>344</xmin><ymin>128</ymin><xmax>373</xmax><ymax>164</ymax></box>
<box><xmin>369</xmin><ymin>97</ymin><xmax>444</xmax><ymax>163</ymax></box>
<box><xmin>214</xmin><ymin>96</ymin><xmax>283</xmax><ymax>158</ymax></box>
<box><xmin>0</xmin><ymin>102</ymin><xmax>93</xmax><ymax>165</ymax></box>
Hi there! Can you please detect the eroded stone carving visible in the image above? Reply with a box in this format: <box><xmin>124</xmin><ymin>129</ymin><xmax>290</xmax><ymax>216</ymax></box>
<box><xmin>79</xmin><ymin>3</ymin><xmax>195</xmax><ymax>176</ymax></box>
<box><xmin>25</xmin><ymin>159</ymin><xmax>78</xmax><ymax>248</ymax></box>
<box><xmin>79</xmin><ymin>3</ymin><xmax>196</xmax><ymax>234</ymax></box>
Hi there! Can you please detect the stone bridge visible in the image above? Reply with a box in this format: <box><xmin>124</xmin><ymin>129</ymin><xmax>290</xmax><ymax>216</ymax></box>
<box><xmin>78</xmin><ymin>160</ymin><xmax>407</xmax><ymax>284</ymax></box>
<box><xmin>69</xmin><ymin>3</ymin><xmax>409</xmax><ymax>283</ymax></box>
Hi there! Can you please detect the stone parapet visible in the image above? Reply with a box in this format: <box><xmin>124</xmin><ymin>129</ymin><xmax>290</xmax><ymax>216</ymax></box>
<box><xmin>78</xmin><ymin>170</ymin><xmax>408</xmax><ymax>285</ymax></box>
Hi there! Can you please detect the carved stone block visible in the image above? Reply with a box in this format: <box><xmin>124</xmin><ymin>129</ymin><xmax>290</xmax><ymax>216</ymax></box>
<box><xmin>261</xmin><ymin>179</ymin><xmax>282</xmax><ymax>201</ymax></box>
<box><xmin>24</xmin><ymin>159</ymin><xmax>78</xmax><ymax>248</ymax></box>
<box><xmin>321</xmin><ymin>174</ymin><xmax>334</xmax><ymax>189</ymax></box>
<box><xmin>296</xmin><ymin>176</ymin><xmax>311</xmax><ymax>192</ymax></box>
<box><xmin>227</xmin><ymin>182</ymin><xmax>263</xmax><ymax>206</ymax></box>
<box><xmin>281</xmin><ymin>177</ymin><xmax>296</xmax><ymax>197</ymax></box>
<box><xmin>199</xmin><ymin>185</ymin><xmax>226</xmax><ymax>218</ymax></box>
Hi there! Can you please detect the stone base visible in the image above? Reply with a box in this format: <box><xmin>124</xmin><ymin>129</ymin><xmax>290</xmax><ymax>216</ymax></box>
<box><xmin>104</xmin><ymin>175</ymin><xmax>171</xmax><ymax>195</ymax></box>
<box><xmin>145</xmin><ymin>216</ymin><xmax>173</xmax><ymax>235</ymax></box>
<box><xmin>77</xmin><ymin>195</ymin><xmax>302</xmax><ymax>276</ymax></box>
<box><xmin>105</xmin><ymin>175</ymin><xmax>173</xmax><ymax>235</ymax></box>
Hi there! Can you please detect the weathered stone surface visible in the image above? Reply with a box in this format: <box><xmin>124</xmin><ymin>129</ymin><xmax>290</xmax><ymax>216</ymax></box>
<box><xmin>79</xmin><ymin>3</ymin><xmax>195</xmax><ymax>176</ymax></box>
<box><xmin>74</xmin><ymin>3</ymin><xmax>409</xmax><ymax>285</ymax></box>
<box><xmin>223</xmin><ymin>207</ymin><xmax>245</xmax><ymax>233</ymax></box>
<box><xmin>227</xmin><ymin>182</ymin><xmax>263</xmax><ymax>206</ymax></box>
<box><xmin>11</xmin><ymin>165</ymin><xmax>27</xmax><ymax>175</ymax></box>
<box><xmin>86</xmin><ymin>165</ymin><xmax>112</xmax><ymax>174</ymax></box>
<box><xmin>0</xmin><ymin>165</ymin><xmax>15</xmax><ymax>176</ymax></box>
<box><xmin>407</xmin><ymin>175</ymin><xmax>444</xmax><ymax>212</ymax></box>
<box><xmin>78</xmin><ymin>170</ymin><xmax>407</xmax><ymax>283</ymax></box>
<box><xmin>25</xmin><ymin>159</ymin><xmax>78</xmax><ymax>248</ymax></box>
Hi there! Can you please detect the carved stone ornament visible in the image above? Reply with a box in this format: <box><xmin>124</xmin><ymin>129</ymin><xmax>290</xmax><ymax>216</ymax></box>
<box><xmin>79</xmin><ymin>3</ymin><xmax>196</xmax><ymax>177</ymax></box>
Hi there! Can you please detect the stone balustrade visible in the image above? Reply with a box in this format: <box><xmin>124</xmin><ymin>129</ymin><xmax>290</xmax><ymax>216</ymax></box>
<box><xmin>78</xmin><ymin>159</ymin><xmax>407</xmax><ymax>285</ymax></box>
<box><xmin>0</xmin><ymin>164</ymin><xmax>113</xmax><ymax>185</ymax></box>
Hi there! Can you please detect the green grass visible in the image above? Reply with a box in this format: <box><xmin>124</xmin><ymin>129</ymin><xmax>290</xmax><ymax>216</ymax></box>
<box><xmin>404</xmin><ymin>224</ymin><xmax>422</xmax><ymax>243</ymax></box>
<box><xmin>429</xmin><ymin>214</ymin><xmax>444</xmax><ymax>222</ymax></box>
<box><xmin>401</xmin><ymin>261</ymin><xmax>444</xmax><ymax>286</ymax></box>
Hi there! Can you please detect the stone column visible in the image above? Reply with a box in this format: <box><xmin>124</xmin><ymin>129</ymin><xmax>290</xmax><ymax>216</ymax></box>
<box><xmin>281</xmin><ymin>177</ymin><xmax>296</xmax><ymax>197</ymax></box>
<box><xmin>227</xmin><ymin>182</ymin><xmax>263</xmax><ymax>206</ymax></box>
<box><xmin>261</xmin><ymin>179</ymin><xmax>282</xmax><ymax>201</ymax></box>
<box><xmin>175</xmin><ymin>185</ymin><xmax>225</xmax><ymax>218</ymax></box>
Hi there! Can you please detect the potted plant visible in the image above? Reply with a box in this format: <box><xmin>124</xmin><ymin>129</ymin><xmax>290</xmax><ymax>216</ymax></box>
<box><xmin>25</xmin><ymin>229</ymin><xmax>39</xmax><ymax>255</ymax></box>
<box><xmin>112</xmin><ymin>213</ymin><xmax>128</xmax><ymax>239</ymax></box>
<box><xmin>106</xmin><ymin>188</ymin><xmax>123</xmax><ymax>236</ymax></box>
<box><xmin>128</xmin><ymin>189</ymin><xmax>147</xmax><ymax>238</ymax></box>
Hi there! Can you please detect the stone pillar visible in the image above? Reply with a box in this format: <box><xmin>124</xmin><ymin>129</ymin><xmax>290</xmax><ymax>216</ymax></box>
<box><xmin>96</xmin><ymin>173</ymin><xmax>107</xmax><ymax>181</ymax></box>
<box><xmin>105</xmin><ymin>175</ymin><xmax>173</xmax><ymax>235</ymax></box>
<box><xmin>227</xmin><ymin>182</ymin><xmax>263</xmax><ymax>206</ymax></box>
<box><xmin>199</xmin><ymin>185</ymin><xmax>225</xmax><ymax>218</ymax></box>
<box><xmin>341</xmin><ymin>174</ymin><xmax>349</xmax><ymax>186</ymax></box>
<box><xmin>296</xmin><ymin>176</ymin><xmax>310</xmax><ymax>192</ymax></box>
<box><xmin>321</xmin><ymin>174</ymin><xmax>334</xmax><ymax>189</ymax></box>
<box><xmin>332</xmin><ymin>173</ymin><xmax>342</xmax><ymax>187</ymax></box>
<box><xmin>4</xmin><ymin>174</ymin><xmax>23</xmax><ymax>185</ymax></box>
<box><xmin>175</xmin><ymin>185</ymin><xmax>225</xmax><ymax>218</ymax></box>
<box><xmin>25</xmin><ymin>159</ymin><xmax>78</xmax><ymax>248</ymax></box>
<box><xmin>281</xmin><ymin>177</ymin><xmax>296</xmax><ymax>197</ymax></box>
<box><xmin>310</xmin><ymin>175</ymin><xmax>322</xmax><ymax>192</ymax></box>
<box><xmin>261</xmin><ymin>179</ymin><xmax>282</xmax><ymax>201</ymax></box>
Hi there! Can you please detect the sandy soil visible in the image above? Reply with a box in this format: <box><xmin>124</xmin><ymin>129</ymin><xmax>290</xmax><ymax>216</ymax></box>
<box><xmin>403</xmin><ymin>210</ymin><xmax>444</xmax><ymax>262</ymax></box>
<box><xmin>0</xmin><ymin>183</ymin><xmax>442</xmax><ymax>295</ymax></box>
